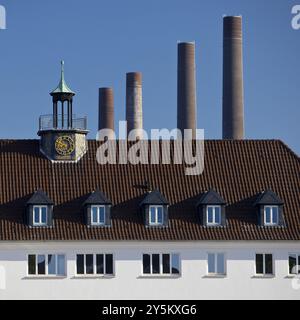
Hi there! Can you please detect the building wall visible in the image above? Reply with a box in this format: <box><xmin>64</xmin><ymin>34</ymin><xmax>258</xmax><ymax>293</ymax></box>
<box><xmin>0</xmin><ymin>241</ymin><xmax>299</xmax><ymax>300</ymax></box>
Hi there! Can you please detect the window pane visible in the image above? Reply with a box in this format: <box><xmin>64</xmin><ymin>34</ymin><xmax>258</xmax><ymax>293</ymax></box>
<box><xmin>92</xmin><ymin>207</ymin><xmax>98</xmax><ymax>223</ymax></box>
<box><xmin>143</xmin><ymin>254</ymin><xmax>150</xmax><ymax>274</ymax></box>
<box><xmin>207</xmin><ymin>207</ymin><xmax>213</xmax><ymax>224</ymax></box>
<box><xmin>28</xmin><ymin>255</ymin><xmax>36</xmax><ymax>275</ymax></box>
<box><xmin>171</xmin><ymin>254</ymin><xmax>180</xmax><ymax>274</ymax></box>
<box><xmin>265</xmin><ymin>207</ymin><xmax>271</xmax><ymax>223</ymax></box>
<box><xmin>256</xmin><ymin>254</ymin><xmax>264</xmax><ymax>274</ymax></box>
<box><xmin>157</xmin><ymin>207</ymin><xmax>163</xmax><ymax>224</ymax></box>
<box><xmin>217</xmin><ymin>253</ymin><xmax>225</xmax><ymax>274</ymax></box>
<box><xmin>86</xmin><ymin>254</ymin><xmax>94</xmax><ymax>274</ymax></box>
<box><xmin>41</xmin><ymin>207</ymin><xmax>47</xmax><ymax>223</ymax></box>
<box><xmin>162</xmin><ymin>254</ymin><xmax>170</xmax><ymax>274</ymax></box>
<box><xmin>289</xmin><ymin>254</ymin><xmax>297</xmax><ymax>274</ymax></box>
<box><xmin>96</xmin><ymin>254</ymin><xmax>104</xmax><ymax>274</ymax></box>
<box><xmin>272</xmin><ymin>207</ymin><xmax>278</xmax><ymax>224</ymax></box>
<box><xmin>76</xmin><ymin>254</ymin><xmax>84</xmax><ymax>274</ymax></box>
<box><xmin>215</xmin><ymin>207</ymin><xmax>221</xmax><ymax>224</ymax></box>
<box><xmin>37</xmin><ymin>255</ymin><xmax>46</xmax><ymax>275</ymax></box>
<box><xmin>57</xmin><ymin>255</ymin><xmax>65</xmax><ymax>276</ymax></box>
<box><xmin>48</xmin><ymin>254</ymin><xmax>56</xmax><ymax>275</ymax></box>
<box><xmin>208</xmin><ymin>253</ymin><xmax>215</xmax><ymax>273</ymax></box>
<box><xmin>265</xmin><ymin>254</ymin><xmax>273</xmax><ymax>274</ymax></box>
<box><xmin>99</xmin><ymin>207</ymin><xmax>105</xmax><ymax>224</ymax></box>
<box><xmin>152</xmin><ymin>254</ymin><xmax>160</xmax><ymax>274</ymax></box>
<box><xmin>150</xmin><ymin>207</ymin><xmax>156</xmax><ymax>224</ymax></box>
<box><xmin>34</xmin><ymin>207</ymin><xmax>40</xmax><ymax>224</ymax></box>
<box><xmin>105</xmin><ymin>254</ymin><xmax>113</xmax><ymax>275</ymax></box>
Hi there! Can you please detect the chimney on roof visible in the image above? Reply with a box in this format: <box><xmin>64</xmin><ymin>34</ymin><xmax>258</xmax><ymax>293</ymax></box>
<box><xmin>177</xmin><ymin>42</ymin><xmax>197</xmax><ymax>139</ymax></box>
<box><xmin>222</xmin><ymin>16</ymin><xmax>244</xmax><ymax>140</ymax></box>
<box><xmin>126</xmin><ymin>72</ymin><xmax>143</xmax><ymax>139</ymax></box>
<box><xmin>98</xmin><ymin>87</ymin><xmax>114</xmax><ymax>139</ymax></box>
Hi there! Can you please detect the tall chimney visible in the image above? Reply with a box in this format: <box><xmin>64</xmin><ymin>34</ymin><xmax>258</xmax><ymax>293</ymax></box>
<box><xmin>222</xmin><ymin>16</ymin><xmax>244</xmax><ymax>139</ymax></box>
<box><xmin>126</xmin><ymin>72</ymin><xmax>143</xmax><ymax>139</ymax></box>
<box><xmin>98</xmin><ymin>87</ymin><xmax>114</xmax><ymax>139</ymax></box>
<box><xmin>177</xmin><ymin>42</ymin><xmax>197</xmax><ymax>139</ymax></box>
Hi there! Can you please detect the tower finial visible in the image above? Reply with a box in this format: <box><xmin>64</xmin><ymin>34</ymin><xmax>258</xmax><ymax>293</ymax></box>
<box><xmin>61</xmin><ymin>60</ymin><xmax>64</xmax><ymax>77</ymax></box>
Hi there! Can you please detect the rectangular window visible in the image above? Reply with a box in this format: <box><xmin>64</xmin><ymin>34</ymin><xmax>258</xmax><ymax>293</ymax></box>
<box><xmin>206</xmin><ymin>206</ymin><xmax>221</xmax><ymax>225</ymax></box>
<box><xmin>86</xmin><ymin>254</ymin><xmax>94</xmax><ymax>274</ymax></box>
<box><xmin>33</xmin><ymin>206</ymin><xmax>48</xmax><ymax>226</ymax></box>
<box><xmin>142</xmin><ymin>253</ymin><xmax>180</xmax><ymax>275</ymax></box>
<box><xmin>289</xmin><ymin>254</ymin><xmax>300</xmax><ymax>275</ymax></box>
<box><xmin>91</xmin><ymin>205</ymin><xmax>105</xmax><ymax>225</ymax></box>
<box><xmin>264</xmin><ymin>206</ymin><xmax>279</xmax><ymax>225</ymax></box>
<box><xmin>143</xmin><ymin>254</ymin><xmax>151</xmax><ymax>274</ymax></box>
<box><xmin>207</xmin><ymin>253</ymin><xmax>226</xmax><ymax>275</ymax></box>
<box><xmin>255</xmin><ymin>253</ymin><xmax>273</xmax><ymax>275</ymax></box>
<box><xmin>76</xmin><ymin>254</ymin><xmax>114</xmax><ymax>276</ymax></box>
<box><xmin>149</xmin><ymin>206</ymin><xmax>164</xmax><ymax>225</ymax></box>
<box><xmin>27</xmin><ymin>254</ymin><xmax>66</xmax><ymax>276</ymax></box>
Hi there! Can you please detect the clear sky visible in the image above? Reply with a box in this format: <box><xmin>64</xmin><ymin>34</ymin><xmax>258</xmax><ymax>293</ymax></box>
<box><xmin>0</xmin><ymin>0</ymin><xmax>299</xmax><ymax>154</ymax></box>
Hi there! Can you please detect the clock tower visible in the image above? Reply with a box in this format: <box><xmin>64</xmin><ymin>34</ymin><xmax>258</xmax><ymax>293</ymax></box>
<box><xmin>38</xmin><ymin>61</ymin><xmax>89</xmax><ymax>162</ymax></box>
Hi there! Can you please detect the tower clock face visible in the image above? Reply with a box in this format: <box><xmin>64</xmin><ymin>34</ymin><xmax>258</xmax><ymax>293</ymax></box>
<box><xmin>55</xmin><ymin>136</ymin><xmax>75</xmax><ymax>156</ymax></box>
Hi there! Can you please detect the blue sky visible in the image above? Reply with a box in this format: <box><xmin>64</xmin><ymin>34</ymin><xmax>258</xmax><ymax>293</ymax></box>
<box><xmin>0</xmin><ymin>0</ymin><xmax>299</xmax><ymax>154</ymax></box>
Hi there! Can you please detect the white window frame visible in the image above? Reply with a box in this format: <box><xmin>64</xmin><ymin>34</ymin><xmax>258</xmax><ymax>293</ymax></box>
<box><xmin>255</xmin><ymin>253</ymin><xmax>274</xmax><ymax>276</ymax></box>
<box><xmin>27</xmin><ymin>253</ymin><xmax>66</xmax><ymax>277</ymax></box>
<box><xmin>33</xmin><ymin>205</ymin><xmax>48</xmax><ymax>226</ymax></box>
<box><xmin>206</xmin><ymin>205</ymin><xmax>222</xmax><ymax>226</ymax></box>
<box><xmin>75</xmin><ymin>253</ymin><xmax>114</xmax><ymax>276</ymax></box>
<box><xmin>288</xmin><ymin>253</ymin><xmax>300</xmax><ymax>275</ymax></box>
<box><xmin>149</xmin><ymin>205</ymin><xmax>164</xmax><ymax>226</ymax></box>
<box><xmin>141</xmin><ymin>253</ymin><xmax>181</xmax><ymax>276</ymax></box>
<box><xmin>264</xmin><ymin>205</ymin><xmax>279</xmax><ymax>226</ymax></box>
<box><xmin>91</xmin><ymin>205</ymin><xmax>106</xmax><ymax>226</ymax></box>
<box><xmin>207</xmin><ymin>252</ymin><xmax>226</xmax><ymax>276</ymax></box>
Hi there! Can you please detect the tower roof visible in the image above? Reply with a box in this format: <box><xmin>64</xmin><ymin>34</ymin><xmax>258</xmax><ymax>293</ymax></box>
<box><xmin>50</xmin><ymin>60</ymin><xmax>75</xmax><ymax>95</ymax></box>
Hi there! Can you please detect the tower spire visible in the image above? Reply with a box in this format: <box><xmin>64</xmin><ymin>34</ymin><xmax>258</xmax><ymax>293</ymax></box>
<box><xmin>51</xmin><ymin>60</ymin><xmax>75</xmax><ymax>95</ymax></box>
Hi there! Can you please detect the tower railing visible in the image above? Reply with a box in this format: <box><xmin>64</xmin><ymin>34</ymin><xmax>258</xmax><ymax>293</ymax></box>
<box><xmin>39</xmin><ymin>114</ymin><xmax>87</xmax><ymax>131</ymax></box>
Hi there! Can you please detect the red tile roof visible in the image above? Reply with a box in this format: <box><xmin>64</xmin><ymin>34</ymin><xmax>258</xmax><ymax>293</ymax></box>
<box><xmin>0</xmin><ymin>139</ymin><xmax>299</xmax><ymax>241</ymax></box>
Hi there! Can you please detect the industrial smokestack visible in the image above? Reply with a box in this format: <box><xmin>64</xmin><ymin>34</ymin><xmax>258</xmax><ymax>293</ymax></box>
<box><xmin>177</xmin><ymin>42</ymin><xmax>197</xmax><ymax>139</ymax></box>
<box><xmin>222</xmin><ymin>16</ymin><xmax>244</xmax><ymax>139</ymax></box>
<box><xmin>126</xmin><ymin>72</ymin><xmax>143</xmax><ymax>139</ymax></box>
<box><xmin>98</xmin><ymin>87</ymin><xmax>114</xmax><ymax>139</ymax></box>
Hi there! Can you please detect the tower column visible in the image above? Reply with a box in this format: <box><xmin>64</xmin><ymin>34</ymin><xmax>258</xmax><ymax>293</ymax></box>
<box><xmin>53</xmin><ymin>101</ymin><xmax>58</xmax><ymax>128</ymax></box>
<box><xmin>62</xmin><ymin>101</ymin><xmax>64</xmax><ymax>128</ymax></box>
<box><xmin>67</xmin><ymin>100</ymin><xmax>73</xmax><ymax>128</ymax></box>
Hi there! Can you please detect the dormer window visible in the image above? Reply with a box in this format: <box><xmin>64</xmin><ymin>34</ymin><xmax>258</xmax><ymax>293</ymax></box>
<box><xmin>91</xmin><ymin>205</ymin><xmax>106</xmax><ymax>226</ymax></box>
<box><xmin>264</xmin><ymin>205</ymin><xmax>279</xmax><ymax>226</ymax></box>
<box><xmin>207</xmin><ymin>205</ymin><xmax>221</xmax><ymax>226</ymax></box>
<box><xmin>254</xmin><ymin>190</ymin><xmax>284</xmax><ymax>227</ymax></box>
<box><xmin>83</xmin><ymin>190</ymin><xmax>112</xmax><ymax>227</ymax></box>
<box><xmin>196</xmin><ymin>190</ymin><xmax>226</xmax><ymax>227</ymax></box>
<box><xmin>149</xmin><ymin>205</ymin><xmax>164</xmax><ymax>226</ymax></box>
<box><xmin>26</xmin><ymin>190</ymin><xmax>54</xmax><ymax>227</ymax></box>
<box><xmin>140</xmin><ymin>190</ymin><xmax>169</xmax><ymax>227</ymax></box>
<box><xmin>33</xmin><ymin>206</ymin><xmax>48</xmax><ymax>226</ymax></box>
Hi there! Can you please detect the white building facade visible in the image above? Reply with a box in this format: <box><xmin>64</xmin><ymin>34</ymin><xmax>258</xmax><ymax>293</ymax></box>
<box><xmin>0</xmin><ymin>241</ymin><xmax>299</xmax><ymax>300</ymax></box>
